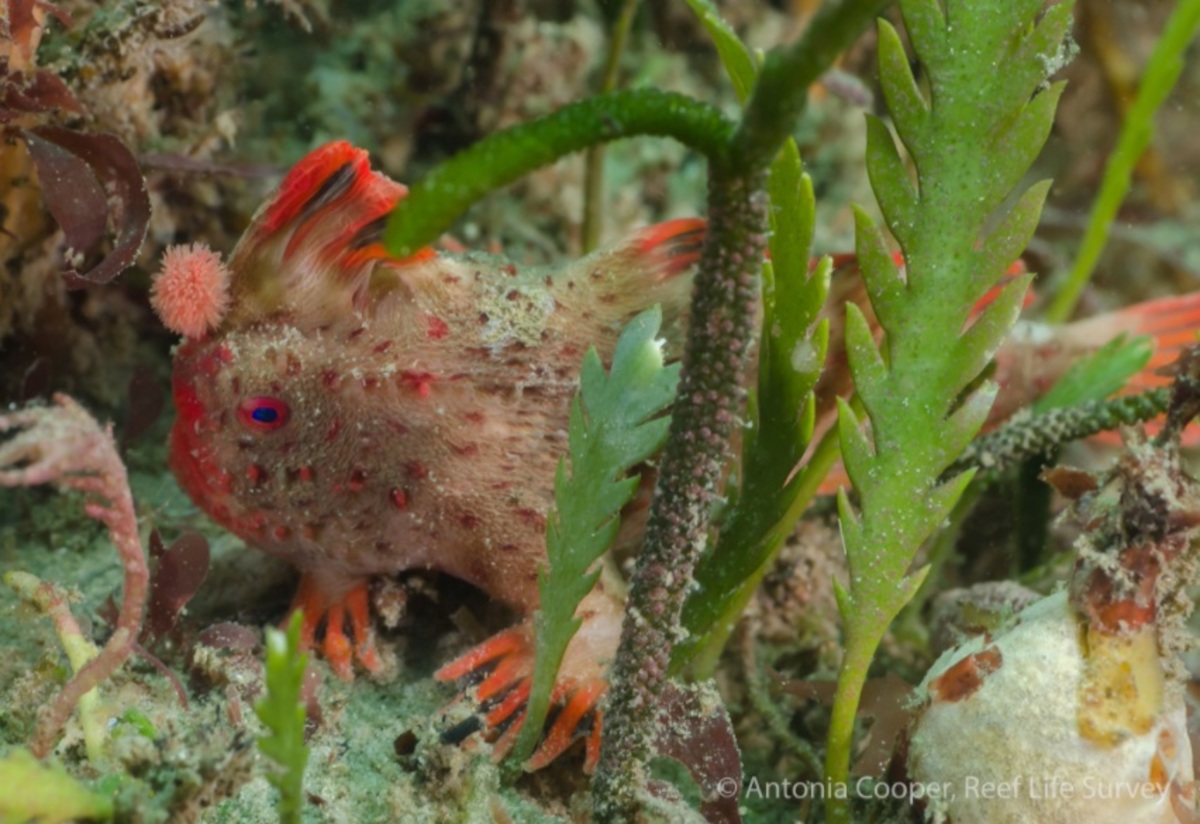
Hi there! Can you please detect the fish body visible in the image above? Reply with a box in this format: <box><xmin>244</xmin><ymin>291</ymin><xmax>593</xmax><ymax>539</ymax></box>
<box><xmin>157</xmin><ymin>141</ymin><xmax>699</xmax><ymax>767</ymax></box>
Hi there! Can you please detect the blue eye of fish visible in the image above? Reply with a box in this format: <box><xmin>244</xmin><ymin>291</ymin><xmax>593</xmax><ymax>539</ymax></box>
<box><xmin>237</xmin><ymin>397</ymin><xmax>290</xmax><ymax>433</ymax></box>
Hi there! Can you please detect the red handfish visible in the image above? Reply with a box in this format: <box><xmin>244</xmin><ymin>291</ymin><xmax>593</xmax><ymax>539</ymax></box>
<box><xmin>150</xmin><ymin>141</ymin><xmax>1199</xmax><ymax>769</ymax></box>
<box><xmin>152</xmin><ymin>141</ymin><xmax>703</xmax><ymax>770</ymax></box>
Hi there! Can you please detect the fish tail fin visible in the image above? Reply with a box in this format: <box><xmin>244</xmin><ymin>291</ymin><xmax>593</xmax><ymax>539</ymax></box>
<box><xmin>1045</xmin><ymin>292</ymin><xmax>1200</xmax><ymax>447</ymax></box>
<box><xmin>1111</xmin><ymin>292</ymin><xmax>1200</xmax><ymax>393</ymax></box>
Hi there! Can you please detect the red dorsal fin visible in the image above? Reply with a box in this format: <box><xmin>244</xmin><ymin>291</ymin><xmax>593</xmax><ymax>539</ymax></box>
<box><xmin>259</xmin><ymin>141</ymin><xmax>374</xmax><ymax>234</ymax></box>
<box><xmin>226</xmin><ymin>142</ymin><xmax>434</xmax><ymax>326</ymax></box>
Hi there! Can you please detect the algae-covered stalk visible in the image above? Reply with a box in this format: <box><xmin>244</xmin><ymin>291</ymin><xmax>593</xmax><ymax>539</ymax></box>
<box><xmin>905</xmin><ymin>349</ymin><xmax>1200</xmax><ymax>824</ymax></box>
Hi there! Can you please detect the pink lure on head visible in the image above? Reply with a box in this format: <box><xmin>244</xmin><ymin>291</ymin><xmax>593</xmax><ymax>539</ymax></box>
<box><xmin>150</xmin><ymin>242</ymin><xmax>232</xmax><ymax>339</ymax></box>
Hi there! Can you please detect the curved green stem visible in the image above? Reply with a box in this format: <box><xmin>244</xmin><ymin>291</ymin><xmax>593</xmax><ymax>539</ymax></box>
<box><xmin>384</xmin><ymin>89</ymin><xmax>734</xmax><ymax>256</ymax></box>
<box><xmin>730</xmin><ymin>0</ymin><xmax>890</xmax><ymax>173</ymax></box>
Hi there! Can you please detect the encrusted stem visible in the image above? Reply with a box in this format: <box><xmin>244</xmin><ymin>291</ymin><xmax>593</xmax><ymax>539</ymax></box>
<box><xmin>943</xmin><ymin>387</ymin><xmax>1171</xmax><ymax>480</ymax></box>
<box><xmin>592</xmin><ymin>5</ymin><xmax>885</xmax><ymax>815</ymax></box>
<box><xmin>592</xmin><ymin>166</ymin><xmax>768</xmax><ymax>820</ymax></box>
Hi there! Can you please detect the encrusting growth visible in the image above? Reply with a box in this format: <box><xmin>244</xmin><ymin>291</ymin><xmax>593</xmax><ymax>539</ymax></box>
<box><xmin>905</xmin><ymin>348</ymin><xmax>1200</xmax><ymax>824</ymax></box>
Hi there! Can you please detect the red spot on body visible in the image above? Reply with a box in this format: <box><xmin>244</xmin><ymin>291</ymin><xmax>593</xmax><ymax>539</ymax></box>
<box><xmin>425</xmin><ymin>315</ymin><xmax>449</xmax><ymax>340</ymax></box>
<box><xmin>390</xmin><ymin>488</ymin><xmax>409</xmax><ymax>510</ymax></box>
<box><xmin>326</xmin><ymin>418</ymin><xmax>342</xmax><ymax>442</ymax></box>
<box><xmin>400</xmin><ymin>370</ymin><xmax>435</xmax><ymax>398</ymax></box>
<box><xmin>247</xmin><ymin>464</ymin><xmax>267</xmax><ymax>486</ymax></box>
<box><xmin>500</xmin><ymin>544</ymin><xmax>520</xmax><ymax>553</ymax></box>
<box><xmin>273</xmin><ymin>525</ymin><xmax>290</xmax><ymax>541</ymax></box>
<box><xmin>464</xmin><ymin>411</ymin><xmax>485</xmax><ymax>424</ymax></box>
<box><xmin>502</xmin><ymin>263</ymin><xmax>517</xmax><ymax>276</ymax></box>
<box><xmin>452</xmin><ymin>443</ymin><xmax>479</xmax><ymax>457</ymax></box>
<box><xmin>348</xmin><ymin>467</ymin><xmax>367</xmax><ymax>492</ymax></box>
<box><xmin>348</xmin><ymin>327</ymin><xmax>366</xmax><ymax>340</ymax></box>
<box><xmin>458</xmin><ymin>513</ymin><xmax>481</xmax><ymax>530</ymax></box>
<box><xmin>302</xmin><ymin>524</ymin><xmax>320</xmax><ymax>540</ymax></box>
<box><xmin>406</xmin><ymin>461</ymin><xmax>428</xmax><ymax>481</ymax></box>
<box><xmin>516</xmin><ymin>507</ymin><xmax>547</xmax><ymax>530</ymax></box>
<box><xmin>298</xmin><ymin>465</ymin><xmax>314</xmax><ymax>482</ymax></box>
<box><xmin>373</xmin><ymin>340</ymin><xmax>393</xmax><ymax>354</ymax></box>
<box><xmin>930</xmin><ymin>646</ymin><xmax>1003</xmax><ymax>703</ymax></box>
<box><xmin>322</xmin><ymin>370</ymin><xmax>341</xmax><ymax>389</ymax></box>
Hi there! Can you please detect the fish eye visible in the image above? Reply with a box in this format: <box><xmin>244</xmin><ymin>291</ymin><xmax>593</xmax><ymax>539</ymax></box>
<box><xmin>237</xmin><ymin>397</ymin><xmax>290</xmax><ymax>432</ymax></box>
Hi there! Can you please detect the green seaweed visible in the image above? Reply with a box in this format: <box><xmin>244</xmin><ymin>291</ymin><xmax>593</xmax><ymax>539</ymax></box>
<box><xmin>255</xmin><ymin>613</ymin><xmax>310</xmax><ymax>824</ymax></box>
<box><xmin>672</xmin><ymin>0</ymin><xmax>832</xmax><ymax>679</ymax></box>
<box><xmin>510</xmin><ymin>307</ymin><xmax>677</xmax><ymax>767</ymax></box>
<box><xmin>0</xmin><ymin>748</ymin><xmax>113</xmax><ymax>824</ymax></box>
<box><xmin>823</xmin><ymin>2</ymin><xmax>1071</xmax><ymax>821</ymax></box>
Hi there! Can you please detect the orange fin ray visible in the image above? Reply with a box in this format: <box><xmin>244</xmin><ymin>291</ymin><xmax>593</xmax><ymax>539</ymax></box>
<box><xmin>631</xmin><ymin>217</ymin><xmax>708</xmax><ymax>279</ymax></box>
<box><xmin>436</xmin><ymin>626</ymin><xmax>607</xmax><ymax>772</ymax></box>
<box><xmin>1101</xmin><ymin>293</ymin><xmax>1200</xmax><ymax>396</ymax></box>
<box><xmin>288</xmin><ymin>575</ymin><xmax>381</xmax><ymax>681</ymax></box>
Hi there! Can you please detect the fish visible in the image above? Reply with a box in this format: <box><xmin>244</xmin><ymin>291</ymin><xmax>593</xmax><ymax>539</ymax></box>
<box><xmin>153</xmin><ymin>141</ymin><xmax>701</xmax><ymax>770</ymax></box>
<box><xmin>151</xmin><ymin>140</ymin><xmax>1200</xmax><ymax>769</ymax></box>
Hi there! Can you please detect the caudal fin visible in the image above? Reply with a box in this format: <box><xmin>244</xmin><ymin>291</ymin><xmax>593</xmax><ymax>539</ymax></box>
<box><xmin>1104</xmin><ymin>293</ymin><xmax>1200</xmax><ymax>394</ymax></box>
<box><xmin>1066</xmin><ymin>292</ymin><xmax>1200</xmax><ymax>446</ymax></box>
